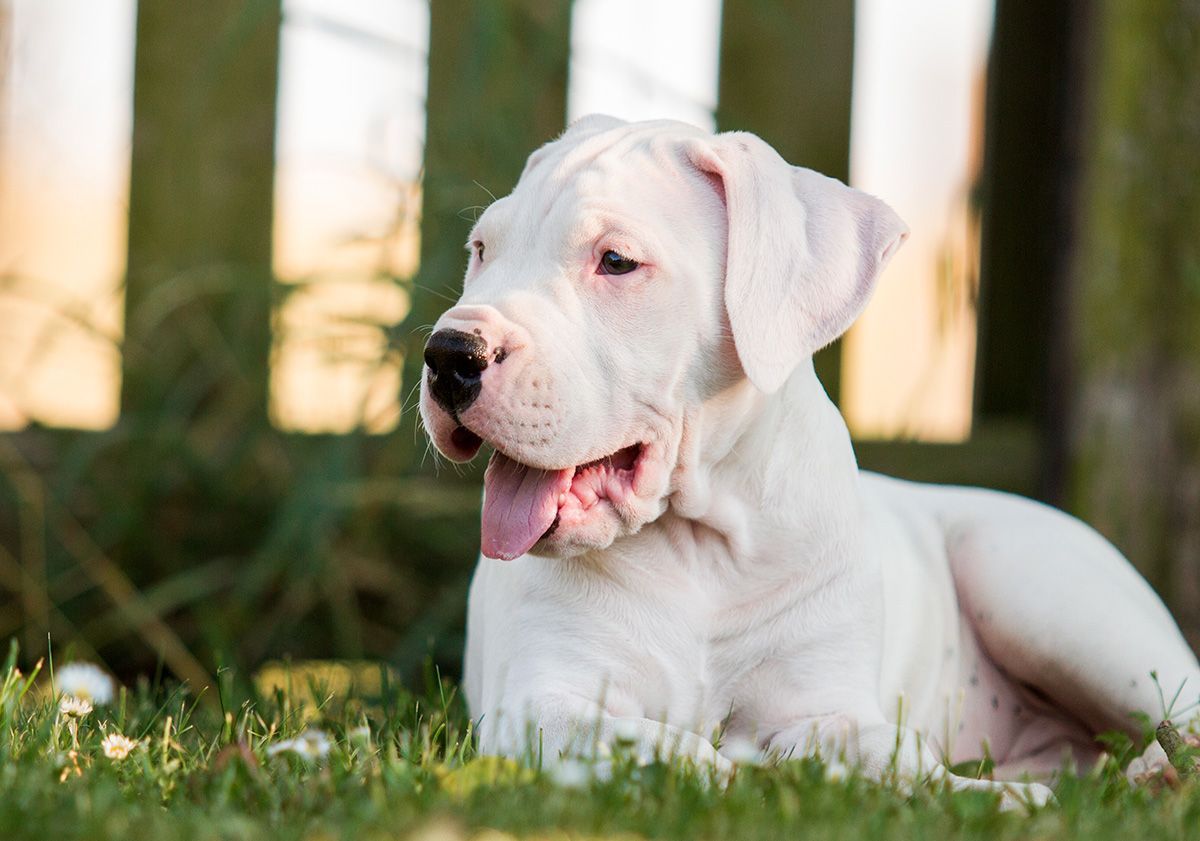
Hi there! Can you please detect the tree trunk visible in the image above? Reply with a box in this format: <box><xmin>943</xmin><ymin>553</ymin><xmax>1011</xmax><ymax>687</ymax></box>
<box><xmin>1067</xmin><ymin>0</ymin><xmax>1200</xmax><ymax>645</ymax></box>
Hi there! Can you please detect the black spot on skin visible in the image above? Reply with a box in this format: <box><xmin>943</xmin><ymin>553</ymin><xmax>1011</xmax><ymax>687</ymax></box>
<box><xmin>1130</xmin><ymin>678</ymin><xmax>1139</xmax><ymax>689</ymax></box>
<box><xmin>969</xmin><ymin>674</ymin><xmax>979</xmax><ymax>687</ymax></box>
<box><xmin>473</xmin><ymin>328</ymin><xmax>483</xmax><ymax>335</ymax></box>
<box><xmin>494</xmin><ymin>347</ymin><xmax>508</xmax><ymax>364</ymax></box>
<box><xmin>991</xmin><ymin>696</ymin><xmax>999</xmax><ymax>710</ymax></box>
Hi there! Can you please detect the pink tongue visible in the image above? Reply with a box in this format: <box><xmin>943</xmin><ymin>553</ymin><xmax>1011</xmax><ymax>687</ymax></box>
<box><xmin>481</xmin><ymin>451</ymin><xmax>572</xmax><ymax>561</ymax></box>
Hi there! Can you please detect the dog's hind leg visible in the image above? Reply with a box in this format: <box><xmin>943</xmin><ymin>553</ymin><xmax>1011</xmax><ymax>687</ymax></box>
<box><xmin>769</xmin><ymin>714</ymin><xmax>1054</xmax><ymax>809</ymax></box>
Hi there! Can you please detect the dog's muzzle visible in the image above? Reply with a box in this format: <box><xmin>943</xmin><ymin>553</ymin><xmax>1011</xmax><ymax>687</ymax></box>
<box><xmin>424</xmin><ymin>329</ymin><xmax>489</xmax><ymax>416</ymax></box>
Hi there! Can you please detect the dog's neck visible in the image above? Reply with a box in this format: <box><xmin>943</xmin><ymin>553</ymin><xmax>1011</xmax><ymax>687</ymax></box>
<box><xmin>662</xmin><ymin>358</ymin><xmax>863</xmax><ymax>572</ymax></box>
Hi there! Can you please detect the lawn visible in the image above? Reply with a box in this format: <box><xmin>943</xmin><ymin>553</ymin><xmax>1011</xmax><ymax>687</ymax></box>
<box><xmin>2</xmin><ymin>647</ymin><xmax>1199</xmax><ymax>841</ymax></box>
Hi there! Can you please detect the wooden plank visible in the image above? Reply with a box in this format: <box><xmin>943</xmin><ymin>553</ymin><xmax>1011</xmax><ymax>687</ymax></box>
<box><xmin>716</xmin><ymin>0</ymin><xmax>856</xmax><ymax>404</ymax></box>
<box><xmin>400</xmin><ymin>0</ymin><xmax>571</xmax><ymax>473</ymax></box>
<box><xmin>974</xmin><ymin>0</ymin><xmax>1092</xmax><ymax>503</ymax></box>
<box><xmin>123</xmin><ymin>0</ymin><xmax>282</xmax><ymax>422</ymax></box>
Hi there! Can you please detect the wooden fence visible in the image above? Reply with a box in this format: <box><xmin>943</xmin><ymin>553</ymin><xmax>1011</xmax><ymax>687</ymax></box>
<box><xmin>1</xmin><ymin>0</ymin><xmax>1197</xmax><ymax>679</ymax></box>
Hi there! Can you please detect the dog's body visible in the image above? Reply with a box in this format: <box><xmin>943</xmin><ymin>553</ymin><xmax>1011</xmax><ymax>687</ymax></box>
<box><xmin>420</xmin><ymin>116</ymin><xmax>1199</xmax><ymax>804</ymax></box>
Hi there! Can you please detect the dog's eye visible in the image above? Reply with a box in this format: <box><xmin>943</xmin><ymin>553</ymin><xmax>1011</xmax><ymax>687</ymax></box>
<box><xmin>473</xmin><ymin>241</ymin><xmax>485</xmax><ymax>262</ymax></box>
<box><xmin>599</xmin><ymin>250</ymin><xmax>638</xmax><ymax>276</ymax></box>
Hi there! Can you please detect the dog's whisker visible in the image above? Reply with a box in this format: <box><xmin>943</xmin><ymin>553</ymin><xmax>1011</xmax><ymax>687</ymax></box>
<box><xmin>458</xmin><ymin>205</ymin><xmax>490</xmax><ymax>223</ymax></box>
<box><xmin>399</xmin><ymin>377</ymin><xmax>424</xmax><ymax>418</ymax></box>
<box><xmin>410</xmin><ymin>282</ymin><xmax>459</xmax><ymax>305</ymax></box>
<box><xmin>471</xmin><ymin>180</ymin><xmax>499</xmax><ymax>203</ymax></box>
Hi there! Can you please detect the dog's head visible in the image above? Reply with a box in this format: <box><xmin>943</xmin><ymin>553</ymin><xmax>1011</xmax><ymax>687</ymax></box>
<box><xmin>420</xmin><ymin>115</ymin><xmax>907</xmax><ymax>560</ymax></box>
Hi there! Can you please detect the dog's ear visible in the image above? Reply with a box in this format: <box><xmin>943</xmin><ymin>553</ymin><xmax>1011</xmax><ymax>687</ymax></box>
<box><xmin>684</xmin><ymin>132</ymin><xmax>908</xmax><ymax>394</ymax></box>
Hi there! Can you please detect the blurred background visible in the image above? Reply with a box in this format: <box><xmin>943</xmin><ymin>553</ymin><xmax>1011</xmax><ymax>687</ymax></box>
<box><xmin>0</xmin><ymin>0</ymin><xmax>1196</xmax><ymax>690</ymax></box>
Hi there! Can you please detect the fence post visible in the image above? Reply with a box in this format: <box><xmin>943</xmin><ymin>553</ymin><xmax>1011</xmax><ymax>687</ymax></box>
<box><xmin>400</xmin><ymin>0</ymin><xmax>570</xmax><ymax>473</ymax></box>
<box><xmin>123</xmin><ymin>0</ymin><xmax>281</xmax><ymax>425</ymax></box>
<box><xmin>716</xmin><ymin>0</ymin><xmax>855</xmax><ymax>404</ymax></box>
<box><xmin>975</xmin><ymin>0</ymin><xmax>1091</xmax><ymax>503</ymax></box>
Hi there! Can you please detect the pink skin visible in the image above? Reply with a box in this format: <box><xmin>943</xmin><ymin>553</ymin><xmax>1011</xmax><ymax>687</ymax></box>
<box><xmin>554</xmin><ymin>443</ymin><xmax>656</xmax><ymax>537</ymax></box>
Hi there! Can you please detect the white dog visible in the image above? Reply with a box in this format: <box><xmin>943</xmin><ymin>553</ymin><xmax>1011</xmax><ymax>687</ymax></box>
<box><xmin>419</xmin><ymin>115</ymin><xmax>1198</xmax><ymax>805</ymax></box>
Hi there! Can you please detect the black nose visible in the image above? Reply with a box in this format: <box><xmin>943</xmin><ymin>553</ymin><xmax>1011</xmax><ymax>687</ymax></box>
<box><xmin>424</xmin><ymin>329</ymin><xmax>489</xmax><ymax>415</ymax></box>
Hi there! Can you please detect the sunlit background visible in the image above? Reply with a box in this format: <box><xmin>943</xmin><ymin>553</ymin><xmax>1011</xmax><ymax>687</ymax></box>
<box><xmin>8</xmin><ymin>0</ymin><xmax>1187</xmax><ymax>682</ymax></box>
<box><xmin>0</xmin><ymin>1</ymin><xmax>132</xmax><ymax>430</ymax></box>
<box><xmin>0</xmin><ymin>0</ymin><xmax>988</xmax><ymax>441</ymax></box>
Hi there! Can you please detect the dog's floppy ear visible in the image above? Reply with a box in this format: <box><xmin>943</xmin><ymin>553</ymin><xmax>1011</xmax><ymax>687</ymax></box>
<box><xmin>685</xmin><ymin>132</ymin><xmax>908</xmax><ymax>394</ymax></box>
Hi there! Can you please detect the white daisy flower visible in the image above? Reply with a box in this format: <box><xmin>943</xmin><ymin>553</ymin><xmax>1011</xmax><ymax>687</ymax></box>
<box><xmin>720</xmin><ymin>736</ymin><xmax>766</xmax><ymax>766</ymax></box>
<box><xmin>546</xmin><ymin>757</ymin><xmax>592</xmax><ymax>789</ymax></box>
<box><xmin>611</xmin><ymin>718</ymin><xmax>642</xmax><ymax>745</ymax></box>
<box><xmin>824</xmin><ymin>760</ymin><xmax>850</xmax><ymax>783</ymax></box>
<box><xmin>101</xmin><ymin>733</ymin><xmax>139</xmax><ymax>760</ymax></box>
<box><xmin>266</xmin><ymin>729</ymin><xmax>332</xmax><ymax>760</ymax></box>
<box><xmin>544</xmin><ymin>755</ymin><xmax>614</xmax><ymax>788</ymax></box>
<box><xmin>592</xmin><ymin>758</ymin><xmax>615</xmax><ymax>783</ymax></box>
<box><xmin>58</xmin><ymin>695</ymin><xmax>94</xmax><ymax>719</ymax></box>
<box><xmin>56</xmin><ymin>663</ymin><xmax>116</xmax><ymax>705</ymax></box>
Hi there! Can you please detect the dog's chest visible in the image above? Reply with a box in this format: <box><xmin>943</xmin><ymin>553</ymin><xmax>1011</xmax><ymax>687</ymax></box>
<box><xmin>618</xmin><ymin>555</ymin><xmax>842</xmax><ymax>731</ymax></box>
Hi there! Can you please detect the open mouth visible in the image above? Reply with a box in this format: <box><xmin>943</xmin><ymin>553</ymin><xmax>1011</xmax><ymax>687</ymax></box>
<box><xmin>450</xmin><ymin>425</ymin><xmax>484</xmax><ymax>456</ymax></box>
<box><xmin>479</xmin><ymin>440</ymin><xmax>644</xmax><ymax>560</ymax></box>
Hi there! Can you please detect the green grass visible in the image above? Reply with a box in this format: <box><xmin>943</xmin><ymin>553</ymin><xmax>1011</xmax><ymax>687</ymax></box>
<box><xmin>2</xmin><ymin>651</ymin><xmax>1200</xmax><ymax>841</ymax></box>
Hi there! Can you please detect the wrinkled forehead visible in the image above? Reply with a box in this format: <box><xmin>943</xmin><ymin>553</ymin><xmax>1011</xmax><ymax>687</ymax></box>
<box><xmin>472</xmin><ymin>121</ymin><xmax>716</xmax><ymax>245</ymax></box>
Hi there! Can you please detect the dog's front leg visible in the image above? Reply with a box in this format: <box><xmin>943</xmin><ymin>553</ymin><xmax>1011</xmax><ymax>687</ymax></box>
<box><xmin>480</xmin><ymin>695</ymin><xmax>734</xmax><ymax>779</ymax></box>
<box><xmin>769</xmin><ymin>714</ymin><xmax>1054</xmax><ymax>809</ymax></box>
<box><xmin>593</xmin><ymin>714</ymin><xmax>735</xmax><ymax>780</ymax></box>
